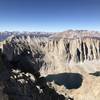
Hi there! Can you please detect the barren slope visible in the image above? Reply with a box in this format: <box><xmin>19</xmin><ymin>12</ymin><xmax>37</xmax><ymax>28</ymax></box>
<box><xmin>1</xmin><ymin>30</ymin><xmax>100</xmax><ymax>100</ymax></box>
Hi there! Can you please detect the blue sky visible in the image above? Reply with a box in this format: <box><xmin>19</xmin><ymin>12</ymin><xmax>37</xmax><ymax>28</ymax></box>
<box><xmin>0</xmin><ymin>0</ymin><xmax>100</xmax><ymax>32</ymax></box>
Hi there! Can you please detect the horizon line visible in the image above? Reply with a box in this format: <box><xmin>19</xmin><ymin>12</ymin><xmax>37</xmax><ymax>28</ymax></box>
<box><xmin>0</xmin><ymin>29</ymin><xmax>100</xmax><ymax>33</ymax></box>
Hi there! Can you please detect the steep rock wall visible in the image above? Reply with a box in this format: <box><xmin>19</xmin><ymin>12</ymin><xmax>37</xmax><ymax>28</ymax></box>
<box><xmin>3</xmin><ymin>35</ymin><xmax>100</xmax><ymax>74</ymax></box>
<box><xmin>44</xmin><ymin>38</ymin><xmax>100</xmax><ymax>63</ymax></box>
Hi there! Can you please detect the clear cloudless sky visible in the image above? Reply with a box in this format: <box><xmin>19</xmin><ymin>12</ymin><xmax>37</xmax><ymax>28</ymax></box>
<box><xmin>0</xmin><ymin>0</ymin><xmax>100</xmax><ymax>32</ymax></box>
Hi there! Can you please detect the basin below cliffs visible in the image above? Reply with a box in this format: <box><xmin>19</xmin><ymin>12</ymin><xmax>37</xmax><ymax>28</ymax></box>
<box><xmin>46</xmin><ymin>73</ymin><xmax>83</xmax><ymax>89</ymax></box>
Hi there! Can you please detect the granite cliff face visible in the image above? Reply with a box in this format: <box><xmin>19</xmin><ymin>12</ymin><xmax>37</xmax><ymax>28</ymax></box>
<box><xmin>3</xmin><ymin>30</ymin><xmax>100</xmax><ymax>73</ymax></box>
<box><xmin>1</xmin><ymin>30</ymin><xmax>100</xmax><ymax>100</ymax></box>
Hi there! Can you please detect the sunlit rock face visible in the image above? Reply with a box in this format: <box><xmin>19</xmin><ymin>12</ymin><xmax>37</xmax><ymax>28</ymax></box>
<box><xmin>48</xmin><ymin>30</ymin><xmax>100</xmax><ymax>62</ymax></box>
<box><xmin>3</xmin><ymin>30</ymin><xmax>100</xmax><ymax>73</ymax></box>
<box><xmin>46</xmin><ymin>38</ymin><xmax>100</xmax><ymax>63</ymax></box>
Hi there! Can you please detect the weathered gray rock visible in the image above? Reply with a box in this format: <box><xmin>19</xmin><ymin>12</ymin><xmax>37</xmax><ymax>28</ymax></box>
<box><xmin>3</xmin><ymin>30</ymin><xmax>100</xmax><ymax>73</ymax></box>
<box><xmin>0</xmin><ymin>70</ymin><xmax>67</xmax><ymax>100</ymax></box>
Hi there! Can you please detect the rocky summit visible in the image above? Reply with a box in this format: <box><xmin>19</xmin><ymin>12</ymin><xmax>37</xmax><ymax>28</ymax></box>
<box><xmin>0</xmin><ymin>30</ymin><xmax>100</xmax><ymax>100</ymax></box>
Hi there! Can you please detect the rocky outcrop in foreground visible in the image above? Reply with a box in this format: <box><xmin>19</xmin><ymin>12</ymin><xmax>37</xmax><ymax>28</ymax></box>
<box><xmin>0</xmin><ymin>69</ymin><xmax>71</xmax><ymax>100</ymax></box>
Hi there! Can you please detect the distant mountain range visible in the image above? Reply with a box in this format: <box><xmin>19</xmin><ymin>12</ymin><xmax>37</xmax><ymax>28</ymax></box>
<box><xmin>50</xmin><ymin>30</ymin><xmax>100</xmax><ymax>39</ymax></box>
<box><xmin>0</xmin><ymin>31</ymin><xmax>52</xmax><ymax>42</ymax></box>
<box><xmin>1</xmin><ymin>30</ymin><xmax>100</xmax><ymax>42</ymax></box>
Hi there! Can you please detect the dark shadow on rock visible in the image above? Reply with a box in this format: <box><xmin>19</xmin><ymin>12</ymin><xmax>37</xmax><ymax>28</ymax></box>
<box><xmin>90</xmin><ymin>71</ymin><xmax>100</xmax><ymax>77</ymax></box>
<box><xmin>7</xmin><ymin>49</ymin><xmax>45</xmax><ymax>80</ymax></box>
<box><xmin>46</xmin><ymin>73</ymin><xmax>83</xmax><ymax>89</ymax></box>
<box><xmin>2</xmin><ymin>73</ymin><xmax>67</xmax><ymax>100</ymax></box>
